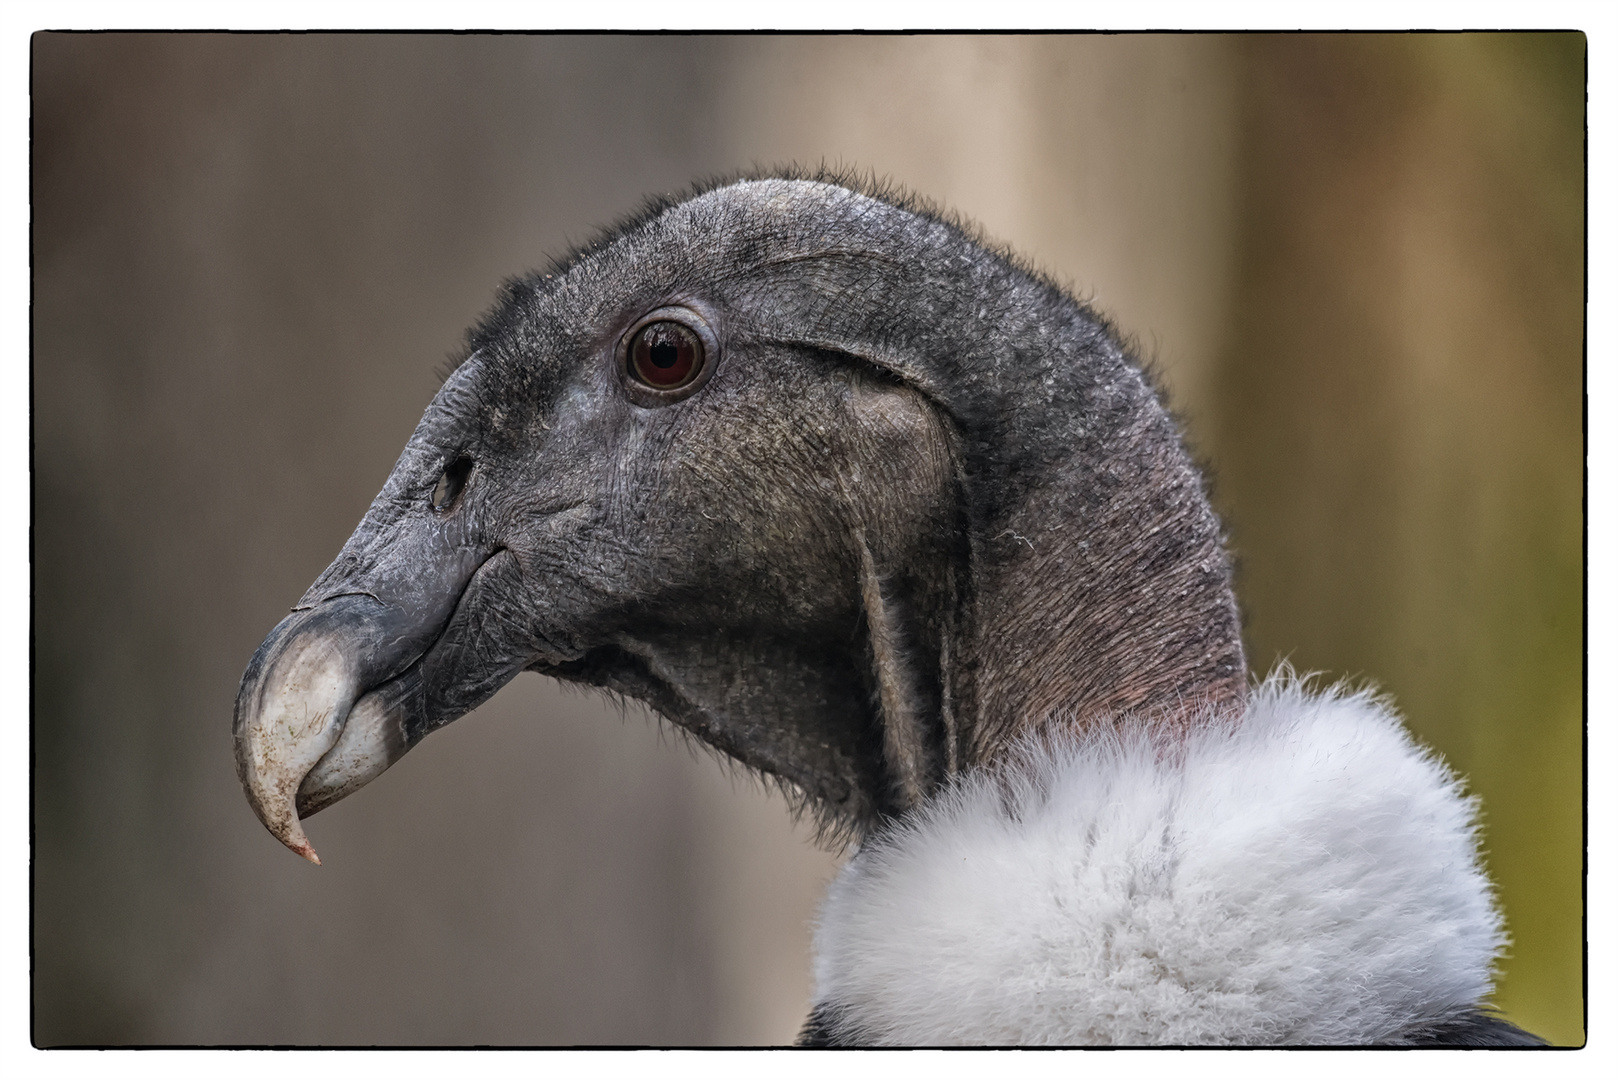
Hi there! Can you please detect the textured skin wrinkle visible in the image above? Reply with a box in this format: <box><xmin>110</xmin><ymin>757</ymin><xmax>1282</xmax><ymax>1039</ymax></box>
<box><xmin>856</xmin><ymin>530</ymin><xmax>927</xmax><ymax>811</ymax></box>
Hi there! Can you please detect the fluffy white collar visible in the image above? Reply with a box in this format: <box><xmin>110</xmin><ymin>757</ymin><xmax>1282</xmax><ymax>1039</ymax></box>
<box><xmin>809</xmin><ymin>678</ymin><xmax>1509</xmax><ymax>1046</ymax></box>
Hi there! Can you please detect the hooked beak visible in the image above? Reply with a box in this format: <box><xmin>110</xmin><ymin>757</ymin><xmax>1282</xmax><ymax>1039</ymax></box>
<box><xmin>233</xmin><ymin>544</ymin><xmax>528</xmax><ymax>863</ymax></box>
<box><xmin>232</xmin><ymin>595</ymin><xmax>417</xmax><ymax>864</ymax></box>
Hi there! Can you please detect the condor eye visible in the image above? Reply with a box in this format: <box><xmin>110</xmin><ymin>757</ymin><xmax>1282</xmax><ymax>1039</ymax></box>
<box><xmin>618</xmin><ymin>306</ymin><xmax>719</xmax><ymax>406</ymax></box>
<box><xmin>431</xmin><ymin>456</ymin><xmax>472</xmax><ymax>512</ymax></box>
<box><xmin>629</xmin><ymin>321</ymin><xmax>703</xmax><ymax>389</ymax></box>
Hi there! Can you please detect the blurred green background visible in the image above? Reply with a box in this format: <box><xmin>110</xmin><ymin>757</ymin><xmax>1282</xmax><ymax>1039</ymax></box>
<box><xmin>32</xmin><ymin>33</ymin><xmax>1583</xmax><ymax>1045</ymax></box>
<box><xmin>1212</xmin><ymin>35</ymin><xmax>1584</xmax><ymax>1046</ymax></box>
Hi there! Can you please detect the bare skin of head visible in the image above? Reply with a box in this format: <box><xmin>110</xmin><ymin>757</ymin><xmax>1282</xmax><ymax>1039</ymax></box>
<box><xmin>234</xmin><ymin>174</ymin><xmax>1246</xmax><ymax>857</ymax></box>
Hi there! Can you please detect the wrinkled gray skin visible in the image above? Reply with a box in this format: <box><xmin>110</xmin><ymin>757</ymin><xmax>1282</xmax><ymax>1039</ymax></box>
<box><xmin>234</xmin><ymin>175</ymin><xmax>1247</xmax><ymax>864</ymax></box>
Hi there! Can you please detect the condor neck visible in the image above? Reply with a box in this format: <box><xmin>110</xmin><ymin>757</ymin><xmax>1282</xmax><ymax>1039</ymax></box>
<box><xmin>952</xmin><ymin>415</ymin><xmax>1247</xmax><ymax>769</ymax></box>
<box><xmin>931</xmin><ymin>329</ymin><xmax>1248</xmax><ymax>769</ymax></box>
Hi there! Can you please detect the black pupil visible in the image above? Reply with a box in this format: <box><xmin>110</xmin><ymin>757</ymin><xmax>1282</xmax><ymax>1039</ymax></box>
<box><xmin>650</xmin><ymin>342</ymin><xmax>679</xmax><ymax>369</ymax></box>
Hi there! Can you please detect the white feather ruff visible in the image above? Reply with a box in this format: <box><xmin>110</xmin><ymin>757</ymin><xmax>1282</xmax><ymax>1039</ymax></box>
<box><xmin>809</xmin><ymin>677</ymin><xmax>1508</xmax><ymax>1045</ymax></box>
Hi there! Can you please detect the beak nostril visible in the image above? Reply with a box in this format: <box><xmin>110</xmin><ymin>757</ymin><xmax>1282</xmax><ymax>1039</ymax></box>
<box><xmin>432</xmin><ymin>456</ymin><xmax>473</xmax><ymax>512</ymax></box>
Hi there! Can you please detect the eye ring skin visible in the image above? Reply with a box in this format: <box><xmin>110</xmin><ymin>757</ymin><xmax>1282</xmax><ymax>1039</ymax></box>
<box><xmin>616</xmin><ymin>304</ymin><xmax>722</xmax><ymax>407</ymax></box>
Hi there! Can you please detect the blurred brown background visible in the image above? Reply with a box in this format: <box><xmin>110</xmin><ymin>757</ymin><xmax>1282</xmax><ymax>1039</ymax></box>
<box><xmin>31</xmin><ymin>33</ymin><xmax>1584</xmax><ymax>1046</ymax></box>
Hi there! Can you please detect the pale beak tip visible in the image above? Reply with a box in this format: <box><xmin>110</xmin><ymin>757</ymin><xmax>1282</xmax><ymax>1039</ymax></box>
<box><xmin>265</xmin><ymin>807</ymin><xmax>323</xmax><ymax>865</ymax></box>
<box><xmin>280</xmin><ymin>829</ymin><xmax>321</xmax><ymax>865</ymax></box>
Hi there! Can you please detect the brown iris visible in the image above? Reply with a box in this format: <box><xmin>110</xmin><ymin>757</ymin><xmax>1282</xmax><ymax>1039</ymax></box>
<box><xmin>628</xmin><ymin>320</ymin><xmax>704</xmax><ymax>389</ymax></box>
